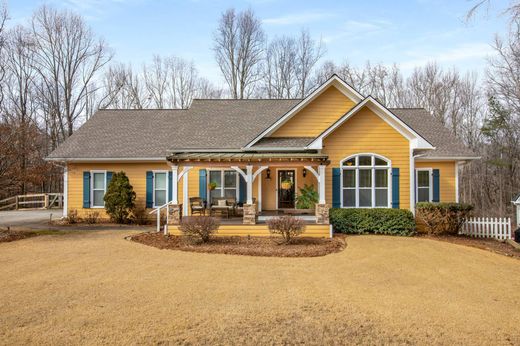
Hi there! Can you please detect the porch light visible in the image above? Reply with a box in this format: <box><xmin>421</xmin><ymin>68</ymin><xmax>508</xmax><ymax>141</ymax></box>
<box><xmin>302</xmin><ymin>168</ymin><xmax>307</xmax><ymax>178</ymax></box>
<box><xmin>266</xmin><ymin>168</ymin><xmax>271</xmax><ymax>180</ymax></box>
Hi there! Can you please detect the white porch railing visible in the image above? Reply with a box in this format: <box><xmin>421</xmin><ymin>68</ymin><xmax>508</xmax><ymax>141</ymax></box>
<box><xmin>461</xmin><ymin>217</ymin><xmax>512</xmax><ymax>240</ymax></box>
<box><xmin>149</xmin><ymin>201</ymin><xmax>177</xmax><ymax>234</ymax></box>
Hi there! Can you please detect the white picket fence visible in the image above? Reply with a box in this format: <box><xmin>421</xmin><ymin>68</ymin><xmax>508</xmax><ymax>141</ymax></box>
<box><xmin>461</xmin><ymin>217</ymin><xmax>512</xmax><ymax>240</ymax></box>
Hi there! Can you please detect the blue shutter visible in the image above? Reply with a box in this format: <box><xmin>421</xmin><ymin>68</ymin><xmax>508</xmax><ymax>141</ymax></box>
<box><xmin>332</xmin><ymin>168</ymin><xmax>341</xmax><ymax>208</ymax></box>
<box><xmin>146</xmin><ymin>171</ymin><xmax>153</xmax><ymax>208</ymax></box>
<box><xmin>83</xmin><ymin>172</ymin><xmax>91</xmax><ymax>208</ymax></box>
<box><xmin>168</xmin><ymin>171</ymin><xmax>173</xmax><ymax>202</ymax></box>
<box><xmin>199</xmin><ymin>169</ymin><xmax>207</xmax><ymax>202</ymax></box>
<box><xmin>432</xmin><ymin>169</ymin><xmax>440</xmax><ymax>202</ymax></box>
<box><xmin>239</xmin><ymin>174</ymin><xmax>247</xmax><ymax>204</ymax></box>
<box><xmin>106</xmin><ymin>171</ymin><xmax>113</xmax><ymax>188</ymax></box>
<box><xmin>392</xmin><ymin>168</ymin><xmax>400</xmax><ymax>209</ymax></box>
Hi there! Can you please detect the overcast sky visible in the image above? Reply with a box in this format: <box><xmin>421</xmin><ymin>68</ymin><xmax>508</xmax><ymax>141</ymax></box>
<box><xmin>10</xmin><ymin>0</ymin><xmax>511</xmax><ymax>87</ymax></box>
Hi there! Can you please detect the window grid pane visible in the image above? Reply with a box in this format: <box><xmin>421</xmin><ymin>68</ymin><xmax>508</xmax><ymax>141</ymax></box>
<box><xmin>343</xmin><ymin>189</ymin><xmax>355</xmax><ymax>207</ymax></box>
<box><xmin>359</xmin><ymin>189</ymin><xmax>372</xmax><ymax>207</ymax></box>
<box><xmin>359</xmin><ymin>169</ymin><xmax>371</xmax><ymax>188</ymax></box>
<box><xmin>155</xmin><ymin>173</ymin><xmax>167</xmax><ymax>189</ymax></box>
<box><xmin>224</xmin><ymin>171</ymin><xmax>236</xmax><ymax>188</ymax></box>
<box><xmin>93</xmin><ymin>190</ymin><xmax>104</xmax><ymax>207</ymax></box>
<box><xmin>342</xmin><ymin>170</ymin><xmax>355</xmax><ymax>188</ymax></box>
<box><xmin>417</xmin><ymin>171</ymin><xmax>430</xmax><ymax>187</ymax></box>
<box><xmin>417</xmin><ymin>187</ymin><xmax>430</xmax><ymax>202</ymax></box>
<box><xmin>375</xmin><ymin>189</ymin><xmax>388</xmax><ymax>207</ymax></box>
<box><xmin>93</xmin><ymin>173</ymin><xmax>105</xmax><ymax>189</ymax></box>
<box><xmin>375</xmin><ymin>169</ymin><xmax>388</xmax><ymax>188</ymax></box>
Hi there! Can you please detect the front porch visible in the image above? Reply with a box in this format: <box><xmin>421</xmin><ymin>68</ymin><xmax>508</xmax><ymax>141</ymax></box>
<box><xmin>156</xmin><ymin>152</ymin><xmax>332</xmax><ymax>235</ymax></box>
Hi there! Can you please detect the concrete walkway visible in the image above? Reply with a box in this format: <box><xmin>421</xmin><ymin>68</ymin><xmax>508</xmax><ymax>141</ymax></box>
<box><xmin>0</xmin><ymin>209</ymin><xmax>62</xmax><ymax>228</ymax></box>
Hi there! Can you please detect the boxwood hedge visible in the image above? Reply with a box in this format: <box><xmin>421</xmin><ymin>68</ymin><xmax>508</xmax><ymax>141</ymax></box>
<box><xmin>330</xmin><ymin>208</ymin><xmax>416</xmax><ymax>236</ymax></box>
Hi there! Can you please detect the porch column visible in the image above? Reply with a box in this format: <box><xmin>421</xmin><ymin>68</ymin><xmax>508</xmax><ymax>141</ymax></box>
<box><xmin>305</xmin><ymin>164</ymin><xmax>329</xmax><ymax>224</ymax></box>
<box><xmin>318</xmin><ymin>164</ymin><xmax>326</xmax><ymax>204</ymax></box>
<box><xmin>246</xmin><ymin>165</ymin><xmax>253</xmax><ymax>204</ymax></box>
<box><xmin>171</xmin><ymin>165</ymin><xmax>178</xmax><ymax>204</ymax></box>
<box><xmin>62</xmin><ymin>165</ymin><xmax>68</xmax><ymax>218</ymax></box>
<box><xmin>257</xmin><ymin>174</ymin><xmax>262</xmax><ymax>212</ymax></box>
<box><xmin>183</xmin><ymin>173</ymin><xmax>189</xmax><ymax>216</ymax></box>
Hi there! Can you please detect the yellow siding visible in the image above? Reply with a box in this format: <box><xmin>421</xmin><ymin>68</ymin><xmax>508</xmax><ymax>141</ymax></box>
<box><xmin>68</xmin><ymin>162</ymin><xmax>184</xmax><ymax>218</ymax></box>
<box><xmin>415</xmin><ymin>161</ymin><xmax>457</xmax><ymax>202</ymax></box>
<box><xmin>168</xmin><ymin>224</ymin><xmax>330</xmax><ymax>238</ymax></box>
<box><xmin>322</xmin><ymin>106</ymin><xmax>411</xmax><ymax>210</ymax></box>
<box><xmin>271</xmin><ymin>86</ymin><xmax>356</xmax><ymax>137</ymax></box>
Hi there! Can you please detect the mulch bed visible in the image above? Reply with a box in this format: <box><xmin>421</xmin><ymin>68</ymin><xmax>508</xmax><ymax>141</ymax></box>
<box><xmin>0</xmin><ymin>229</ymin><xmax>36</xmax><ymax>243</ymax></box>
<box><xmin>130</xmin><ymin>232</ymin><xmax>346</xmax><ymax>257</ymax></box>
<box><xmin>419</xmin><ymin>234</ymin><xmax>520</xmax><ymax>259</ymax></box>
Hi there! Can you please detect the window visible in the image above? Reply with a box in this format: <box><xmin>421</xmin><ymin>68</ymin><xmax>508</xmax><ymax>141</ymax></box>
<box><xmin>341</xmin><ymin>154</ymin><xmax>391</xmax><ymax>208</ymax></box>
<box><xmin>416</xmin><ymin>169</ymin><xmax>432</xmax><ymax>203</ymax></box>
<box><xmin>91</xmin><ymin>171</ymin><xmax>106</xmax><ymax>208</ymax></box>
<box><xmin>153</xmin><ymin>172</ymin><xmax>168</xmax><ymax>207</ymax></box>
<box><xmin>209</xmin><ymin>170</ymin><xmax>238</xmax><ymax>202</ymax></box>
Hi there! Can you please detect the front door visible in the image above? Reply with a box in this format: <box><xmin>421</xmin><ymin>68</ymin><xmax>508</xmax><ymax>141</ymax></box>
<box><xmin>278</xmin><ymin>170</ymin><xmax>296</xmax><ymax>209</ymax></box>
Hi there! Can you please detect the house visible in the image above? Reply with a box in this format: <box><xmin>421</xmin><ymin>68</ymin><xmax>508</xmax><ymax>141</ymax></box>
<box><xmin>47</xmin><ymin>75</ymin><xmax>478</xmax><ymax>237</ymax></box>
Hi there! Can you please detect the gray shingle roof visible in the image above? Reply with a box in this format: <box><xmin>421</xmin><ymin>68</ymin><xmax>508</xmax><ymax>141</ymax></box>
<box><xmin>47</xmin><ymin>100</ymin><xmax>476</xmax><ymax>160</ymax></box>
<box><xmin>390</xmin><ymin>108</ymin><xmax>478</xmax><ymax>158</ymax></box>
<box><xmin>249</xmin><ymin>137</ymin><xmax>314</xmax><ymax>149</ymax></box>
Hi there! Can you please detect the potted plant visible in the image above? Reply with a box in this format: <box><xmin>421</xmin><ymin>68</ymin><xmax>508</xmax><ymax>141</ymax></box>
<box><xmin>295</xmin><ymin>184</ymin><xmax>319</xmax><ymax>214</ymax></box>
<box><xmin>208</xmin><ymin>181</ymin><xmax>217</xmax><ymax>191</ymax></box>
<box><xmin>280</xmin><ymin>179</ymin><xmax>293</xmax><ymax>190</ymax></box>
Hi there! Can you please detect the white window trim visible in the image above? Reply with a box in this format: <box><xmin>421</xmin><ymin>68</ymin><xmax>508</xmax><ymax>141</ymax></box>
<box><xmin>415</xmin><ymin>168</ymin><xmax>433</xmax><ymax>203</ymax></box>
<box><xmin>340</xmin><ymin>154</ymin><xmax>392</xmax><ymax>209</ymax></box>
<box><xmin>90</xmin><ymin>170</ymin><xmax>107</xmax><ymax>208</ymax></box>
<box><xmin>152</xmin><ymin>170</ymin><xmax>169</xmax><ymax>208</ymax></box>
<box><xmin>207</xmin><ymin>169</ymin><xmax>240</xmax><ymax>203</ymax></box>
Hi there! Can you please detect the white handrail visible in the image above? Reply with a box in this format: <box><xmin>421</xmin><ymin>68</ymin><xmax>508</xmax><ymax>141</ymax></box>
<box><xmin>149</xmin><ymin>200</ymin><xmax>176</xmax><ymax>214</ymax></box>
<box><xmin>149</xmin><ymin>200</ymin><xmax>179</xmax><ymax>234</ymax></box>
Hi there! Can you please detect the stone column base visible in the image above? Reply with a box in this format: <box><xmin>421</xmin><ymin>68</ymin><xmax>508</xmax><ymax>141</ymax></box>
<box><xmin>243</xmin><ymin>203</ymin><xmax>257</xmax><ymax>225</ymax></box>
<box><xmin>168</xmin><ymin>204</ymin><xmax>183</xmax><ymax>225</ymax></box>
<box><xmin>315</xmin><ymin>203</ymin><xmax>329</xmax><ymax>224</ymax></box>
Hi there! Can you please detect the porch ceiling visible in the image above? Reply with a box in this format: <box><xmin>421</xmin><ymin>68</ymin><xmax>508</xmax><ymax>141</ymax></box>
<box><xmin>167</xmin><ymin>152</ymin><xmax>330</xmax><ymax>166</ymax></box>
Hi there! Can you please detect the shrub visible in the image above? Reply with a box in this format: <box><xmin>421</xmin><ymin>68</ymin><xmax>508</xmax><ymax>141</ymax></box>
<box><xmin>330</xmin><ymin>208</ymin><xmax>415</xmax><ymax>236</ymax></box>
<box><xmin>65</xmin><ymin>209</ymin><xmax>80</xmax><ymax>224</ymax></box>
<box><xmin>130</xmin><ymin>205</ymin><xmax>152</xmax><ymax>225</ymax></box>
<box><xmin>295</xmin><ymin>184</ymin><xmax>319</xmax><ymax>209</ymax></box>
<box><xmin>416</xmin><ymin>202</ymin><xmax>473</xmax><ymax>235</ymax></box>
<box><xmin>267</xmin><ymin>215</ymin><xmax>306</xmax><ymax>244</ymax></box>
<box><xmin>179</xmin><ymin>216</ymin><xmax>220</xmax><ymax>242</ymax></box>
<box><xmin>104</xmin><ymin>171</ymin><xmax>136</xmax><ymax>223</ymax></box>
<box><xmin>84</xmin><ymin>211</ymin><xmax>100</xmax><ymax>224</ymax></box>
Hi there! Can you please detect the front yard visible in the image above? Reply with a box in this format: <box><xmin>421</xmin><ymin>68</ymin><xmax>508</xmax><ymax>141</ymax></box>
<box><xmin>1</xmin><ymin>230</ymin><xmax>520</xmax><ymax>344</ymax></box>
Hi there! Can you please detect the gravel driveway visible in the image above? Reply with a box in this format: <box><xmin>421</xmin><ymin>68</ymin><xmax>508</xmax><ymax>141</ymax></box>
<box><xmin>1</xmin><ymin>231</ymin><xmax>519</xmax><ymax>344</ymax></box>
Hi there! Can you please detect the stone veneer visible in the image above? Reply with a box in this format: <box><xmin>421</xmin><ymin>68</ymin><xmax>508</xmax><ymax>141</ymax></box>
<box><xmin>168</xmin><ymin>204</ymin><xmax>182</xmax><ymax>225</ymax></box>
<box><xmin>315</xmin><ymin>203</ymin><xmax>329</xmax><ymax>224</ymax></box>
<box><xmin>243</xmin><ymin>203</ymin><xmax>256</xmax><ymax>225</ymax></box>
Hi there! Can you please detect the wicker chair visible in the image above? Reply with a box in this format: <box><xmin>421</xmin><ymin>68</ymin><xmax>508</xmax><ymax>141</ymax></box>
<box><xmin>190</xmin><ymin>197</ymin><xmax>205</xmax><ymax>216</ymax></box>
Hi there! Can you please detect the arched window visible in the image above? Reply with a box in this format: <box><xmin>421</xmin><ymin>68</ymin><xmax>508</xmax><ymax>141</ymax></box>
<box><xmin>341</xmin><ymin>154</ymin><xmax>391</xmax><ymax>208</ymax></box>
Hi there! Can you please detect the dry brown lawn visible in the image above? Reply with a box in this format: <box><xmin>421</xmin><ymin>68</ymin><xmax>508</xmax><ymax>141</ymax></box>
<box><xmin>1</xmin><ymin>231</ymin><xmax>520</xmax><ymax>345</ymax></box>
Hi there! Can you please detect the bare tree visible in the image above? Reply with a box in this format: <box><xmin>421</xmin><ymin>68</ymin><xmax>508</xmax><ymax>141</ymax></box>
<box><xmin>214</xmin><ymin>8</ymin><xmax>264</xmax><ymax>99</ymax></box>
<box><xmin>143</xmin><ymin>55</ymin><xmax>168</xmax><ymax>108</ymax></box>
<box><xmin>30</xmin><ymin>5</ymin><xmax>112</xmax><ymax>144</ymax></box>
<box><xmin>295</xmin><ymin>30</ymin><xmax>325</xmax><ymax>97</ymax></box>
<box><xmin>166</xmin><ymin>56</ymin><xmax>197</xmax><ymax>108</ymax></box>
<box><xmin>263</xmin><ymin>36</ymin><xmax>297</xmax><ymax>98</ymax></box>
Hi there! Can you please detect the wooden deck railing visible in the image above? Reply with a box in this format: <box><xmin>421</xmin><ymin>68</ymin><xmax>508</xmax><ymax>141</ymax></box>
<box><xmin>0</xmin><ymin>193</ymin><xmax>63</xmax><ymax>211</ymax></box>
